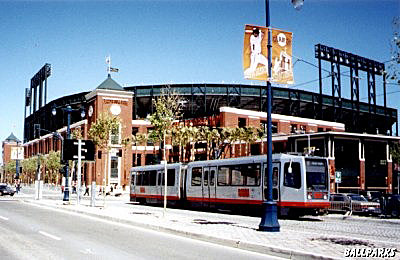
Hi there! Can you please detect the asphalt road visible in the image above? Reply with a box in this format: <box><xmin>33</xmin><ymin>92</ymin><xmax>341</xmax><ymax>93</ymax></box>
<box><xmin>0</xmin><ymin>200</ymin><xmax>279</xmax><ymax>260</ymax></box>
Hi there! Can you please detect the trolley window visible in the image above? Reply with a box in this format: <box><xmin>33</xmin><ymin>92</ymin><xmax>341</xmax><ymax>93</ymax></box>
<box><xmin>191</xmin><ymin>167</ymin><xmax>202</xmax><ymax>186</ymax></box>
<box><xmin>149</xmin><ymin>170</ymin><xmax>157</xmax><ymax>186</ymax></box>
<box><xmin>210</xmin><ymin>170</ymin><xmax>215</xmax><ymax>186</ymax></box>
<box><xmin>264</xmin><ymin>166</ymin><xmax>279</xmax><ymax>186</ymax></box>
<box><xmin>305</xmin><ymin>159</ymin><xmax>328</xmax><ymax>191</ymax></box>
<box><xmin>167</xmin><ymin>169</ymin><xmax>175</xmax><ymax>186</ymax></box>
<box><xmin>142</xmin><ymin>171</ymin><xmax>150</xmax><ymax>186</ymax></box>
<box><xmin>157</xmin><ymin>169</ymin><xmax>177</xmax><ymax>186</ymax></box>
<box><xmin>243</xmin><ymin>164</ymin><xmax>260</xmax><ymax>186</ymax></box>
<box><xmin>218</xmin><ymin>167</ymin><xmax>230</xmax><ymax>186</ymax></box>
<box><xmin>283</xmin><ymin>162</ymin><xmax>301</xmax><ymax>189</ymax></box>
<box><xmin>204</xmin><ymin>169</ymin><xmax>209</xmax><ymax>186</ymax></box>
<box><xmin>231</xmin><ymin>166</ymin><xmax>244</xmax><ymax>185</ymax></box>
<box><xmin>218</xmin><ymin>164</ymin><xmax>260</xmax><ymax>186</ymax></box>
<box><xmin>131</xmin><ymin>173</ymin><xmax>136</xmax><ymax>185</ymax></box>
<box><xmin>137</xmin><ymin>172</ymin><xmax>143</xmax><ymax>186</ymax></box>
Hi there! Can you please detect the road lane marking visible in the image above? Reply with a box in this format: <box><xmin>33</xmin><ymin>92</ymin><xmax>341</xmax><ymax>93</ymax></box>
<box><xmin>0</xmin><ymin>216</ymin><xmax>9</xmax><ymax>220</ymax></box>
<box><xmin>39</xmin><ymin>231</ymin><xmax>61</xmax><ymax>241</ymax></box>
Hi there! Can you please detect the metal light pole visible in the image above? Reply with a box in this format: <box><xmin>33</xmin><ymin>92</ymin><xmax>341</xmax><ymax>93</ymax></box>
<box><xmin>64</xmin><ymin>106</ymin><xmax>72</xmax><ymax>201</ymax></box>
<box><xmin>52</xmin><ymin>105</ymin><xmax>72</xmax><ymax>201</ymax></box>
<box><xmin>259</xmin><ymin>0</ymin><xmax>304</xmax><ymax>232</ymax></box>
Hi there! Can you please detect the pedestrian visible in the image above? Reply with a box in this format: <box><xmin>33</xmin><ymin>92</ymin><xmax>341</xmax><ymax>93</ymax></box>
<box><xmin>16</xmin><ymin>182</ymin><xmax>21</xmax><ymax>193</ymax></box>
<box><xmin>84</xmin><ymin>186</ymin><xmax>89</xmax><ymax>196</ymax></box>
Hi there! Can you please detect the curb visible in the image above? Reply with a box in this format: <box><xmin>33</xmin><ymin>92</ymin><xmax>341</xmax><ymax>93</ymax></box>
<box><xmin>23</xmin><ymin>199</ymin><xmax>340</xmax><ymax>260</ymax></box>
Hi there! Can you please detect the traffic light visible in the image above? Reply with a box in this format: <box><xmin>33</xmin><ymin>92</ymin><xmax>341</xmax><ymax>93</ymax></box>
<box><xmin>62</xmin><ymin>139</ymin><xmax>78</xmax><ymax>161</ymax></box>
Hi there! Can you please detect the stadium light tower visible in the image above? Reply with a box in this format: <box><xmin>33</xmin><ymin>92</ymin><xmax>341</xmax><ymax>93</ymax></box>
<box><xmin>259</xmin><ymin>0</ymin><xmax>304</xmax><ymax>232</ymax></box>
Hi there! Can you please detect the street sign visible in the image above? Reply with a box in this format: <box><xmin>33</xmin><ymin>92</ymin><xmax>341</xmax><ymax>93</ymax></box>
<box><xmin>335</xmin><ymin>171</ymin><xmax>342</xmax><ymax>184</ymax></box>
<box><xmin>62</xmin><ymin>139</ymin><xmax>95</xmax><ymax>161</ymax></box>
<box><xmin>11</xmin><ymin>147</ymin><xmax>24</xmax><ymax>160</ymax></box>
<box><xmin>81</xmin><ymin>140</ymin><xmax>95</xmax><ymax>161</ymax></box>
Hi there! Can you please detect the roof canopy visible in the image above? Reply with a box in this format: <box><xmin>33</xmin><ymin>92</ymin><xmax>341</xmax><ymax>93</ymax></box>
<box><xmin>96</xmin><ymin>75</ymin><xmax>124</xmax><ymax>91</ymax></box>
<box><xmin>5</xmin><ymin>132</ymin><xmax>20</xmax><ymax>143</ymax></box>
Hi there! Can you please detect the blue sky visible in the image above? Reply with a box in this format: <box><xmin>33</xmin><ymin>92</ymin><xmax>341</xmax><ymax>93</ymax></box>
<box><xmin>1</xmin><ymin>0</ymin><xmax>399</xmax><ymax>163</ymax></box>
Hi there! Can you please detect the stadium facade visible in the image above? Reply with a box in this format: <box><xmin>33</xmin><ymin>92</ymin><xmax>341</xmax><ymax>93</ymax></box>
<box><xmin>18</xmin><ymin>75</ymin><xmax>400</xmax><ymax>194</ymax></box>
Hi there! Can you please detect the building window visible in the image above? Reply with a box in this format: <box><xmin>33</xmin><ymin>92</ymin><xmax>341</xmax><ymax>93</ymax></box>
<box><xmin>111</xmin><ymin>125</ymin><xmax>120</xmax><ymax>145</ymax></box>
<box><xmin>110</xmin><ymin>156</ymin><xmax>119</xmax><ymax>179</ymax></box>
<box><xmin>132</xmin><ymin>127</ymin><xmax>139</xmax><ymax>136</ymax></box>
<box><xmin>238</xmin><ymin>118</ymin><xmax>247</xmax><ymax>128</ymax></box>
<box><xmin>133</xmin><ymin>153</ymin><xmax>141</xmax><ymax>166</ymax></box>
<box><xmin>261</xmin><ymin>120</ymin><xmax>277</xmax><ymax>134</ymax></box>
<box><xmin>272</xmin><ymin>122</ymin><xmax>278</xmax><ymax>134</ymax></box>
<box><xmin>145</xmin><ymin>154</ymin><xmax>156</xmax><ymax>165</ymax></box>
<box><xmin>291</xmin><ymin>124</ymin><xmax>297</xmax><ymax>134</ymax></box>
<box><xmin>147</xmin><ymin>127</ymin><xmax>154</xmax><ymax>145</ymax></box>
<box><xmin>318</xmin><ymin>127</ymin><xmax>324</xmax><ymax>132</ymax></box>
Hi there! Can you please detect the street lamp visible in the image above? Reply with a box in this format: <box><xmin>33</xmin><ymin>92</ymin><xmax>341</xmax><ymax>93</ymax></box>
<box><xmin>52</xmin><ymin>105</ymin><xmax>85</xmax><ymax>202</ymax></box>
<box><xmin>259</xmin><ymin>0</ymin><xmax>304</xmax><ymax>232</ymax></box>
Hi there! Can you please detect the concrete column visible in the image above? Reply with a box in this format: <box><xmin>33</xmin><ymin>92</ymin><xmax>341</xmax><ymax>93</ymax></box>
<box><xmin>328</xmin><ymin>159</ymin><xmax>336</xmax><ymax>193</ymax></box>
<box><xmin>387</xmin><ymin>142</ymin><xmax>393</xmax><ymax>193</ymax></box>
<box><xmin>359</xmin><ymin>139</ymin><xmax>365</xmax><ymax>190</ymax></box>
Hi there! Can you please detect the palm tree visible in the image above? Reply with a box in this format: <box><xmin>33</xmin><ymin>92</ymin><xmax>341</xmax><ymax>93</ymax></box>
<box><xmin>243</xmin><ymin>126</ymin><xmax>258</xmax><ymax>156</ymax></box>
<box><xmin>209</xmin><ymin>128</ymin><xmax>221</xmax><ymax>159</ymax></box>
<box><xmin>222</xmin><ymin>128</ymin><xmax>237</xmax><ymax>158</ymax></box>
<box><xmin>182</xmin><ymin>126</ymin><xmax>194</xmax><ymax>162</ymax></box>
<box><xmin>198</xmin><ymin>126</ymin><xmax>211</xmax><ymax>160</ymax></box>
<box><xmin>171</xmin><ymin>125</ymin><xmax>185</xmax><ymax>162</ymax></box>
<box><xmin>134</xmin><ymin>133</ymin><xmax>146</xmax><ymax>166</ymax></box>
<box><xmin>188</xmin><ymin>126</ymin><xmax>199</xmax><ymax>161</ymax></box>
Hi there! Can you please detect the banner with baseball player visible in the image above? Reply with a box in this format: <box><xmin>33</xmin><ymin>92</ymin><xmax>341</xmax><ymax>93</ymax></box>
<box><xmin>243</xmin><ymin>25</ymin><xmax>294</xmax><ymax>84</ymax></box>
<box><xmin>271</xmin><ymin>28</ymin><xmax>294</xmax><ymax>84</ymax></box>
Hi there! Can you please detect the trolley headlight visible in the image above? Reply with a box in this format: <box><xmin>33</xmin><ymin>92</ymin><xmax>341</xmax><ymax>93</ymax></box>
<box><xmin>307</xmin><ymin>194</ymin><xmax>312</xmax><ymax>200</ymax></box>
<box><xmin>323</xmin><ymin>195</ymin><xmax>328</xmax><ymax>200</ymax></box>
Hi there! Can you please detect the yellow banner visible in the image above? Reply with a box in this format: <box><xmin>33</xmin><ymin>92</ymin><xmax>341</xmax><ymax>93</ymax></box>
<box><xmin>243</xmin><ymin>25</ymin><xmax>269</xmax><ymax>81</ymax></box>
<box><xmin>243</xmin><ymin>25</ymin><xmax>294</xmax><ymax>84</ymax></box>
<box><xmin>271</xmin><ymin>28</ymin><xmax>294</xmax><ymax>84</ymax></box>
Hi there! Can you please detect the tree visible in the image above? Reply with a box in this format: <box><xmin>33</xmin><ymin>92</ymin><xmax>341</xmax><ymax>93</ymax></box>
<box><xmin>44</xmin><ymin>151</ymin><xmax>62</xmax><ymax>184</ymax></box>
<box><xmin>4</xmin><ymin>161</ymin><xmax>16</xmax><ymax>183</ymax></box>
<box><xmin>147</xmin><ymin>88</ymin><xmax>183</xmax><ymax>215</ymax></box>
<box><xmin>21</xmin><ymin>157</ymin><xmax>37</xmax><ymax>184</ymax></box>
<box><xmin>148</xmin><ymin>88</ymin><xmax>182</xmax><ymax>163</ymax></box>
<box><xmin>391</xmin><ymin>142</ymin><xmax>400</xmax><ymax>164</ymax></box>
<box><xmin>131</xmin><ymin>133</ymin><xmax>146</xmax><ymax>166</ymax></box>
<box><xmin>243</xmin><ymin>126</ymin><xmax>258</xmax><ymax>156</ymax></box>
<box><xmin>88</xmin><ymin>112</ymin><xmax>120</xmax><ymax>189</ymax></box>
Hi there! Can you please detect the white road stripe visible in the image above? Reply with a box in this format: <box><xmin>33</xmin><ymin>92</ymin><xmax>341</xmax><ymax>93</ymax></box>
<box><xmin>0</xmin><ymin>216</ymin><xmax>9</xmax><ymax>220</ymax></box>
<box><xmin>39</xmin><ymin>231</ymin><xmax>62</xmax><ymax>241</ymax></box>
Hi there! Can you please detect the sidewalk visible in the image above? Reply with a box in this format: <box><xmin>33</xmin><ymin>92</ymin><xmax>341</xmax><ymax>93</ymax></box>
<box><xmin>22</xmin><ymin>196</ymin><xmax>400</xmax><ymax>260</ymax></box>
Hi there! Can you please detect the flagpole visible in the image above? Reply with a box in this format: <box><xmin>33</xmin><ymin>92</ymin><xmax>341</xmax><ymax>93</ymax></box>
<box><xmin>106</xmin><ymin>55</ymin><xmax>111</xmax><ymax>76</ymax></box>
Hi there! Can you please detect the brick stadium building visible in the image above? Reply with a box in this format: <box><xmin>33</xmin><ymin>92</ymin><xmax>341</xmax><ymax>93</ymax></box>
<box><xmin>21</xmin><ymin>75</ymin><xmax>400</xmax><ymax>193</ymax></box>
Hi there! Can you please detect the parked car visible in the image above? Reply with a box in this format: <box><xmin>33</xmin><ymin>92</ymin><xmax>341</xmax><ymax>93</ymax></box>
<box><xmin>0</xmin><ymin>184</ymin><xmax>15</xmax><ymax>196</ymax></box>
<box><xmin>329</xmin><ymin>193</ymin><xmax>380</xmax><ymax>215</ymax></box>
<box><xmin>360</xmin><ymin>191</ymin><xmax>382</xmax><ymax>202</ymax></box>
<box><xmin>384</xmin><ymin>194</ymin><xmax>400</xmax><ymax>218</ymax></box>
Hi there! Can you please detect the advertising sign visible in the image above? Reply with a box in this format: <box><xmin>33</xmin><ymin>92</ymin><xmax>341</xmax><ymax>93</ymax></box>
<box><xmin>243</xmin><ymin>25</ymin><xmax>294</xmax><ymax>84</ymax></box>
<box><xmin>11</xmin><ymin>147</ymin><xmax>24</xmax><ymax>160</ymax></box>
<box><xmin>243</xmin><ymin>25</ymin><xmax>269</xmax><ymax>81</ymax></box>
<box><xmin>271</xmin><ymin>28</ymin><xmax>294</xmax><ymax>84</ymax></box>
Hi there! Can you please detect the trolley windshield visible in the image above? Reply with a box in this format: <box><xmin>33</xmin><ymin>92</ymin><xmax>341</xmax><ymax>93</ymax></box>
<box><xmin>305</xmin><ymin>158</ymin><xmax>328</xmax><ymax>191</ymax></box>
